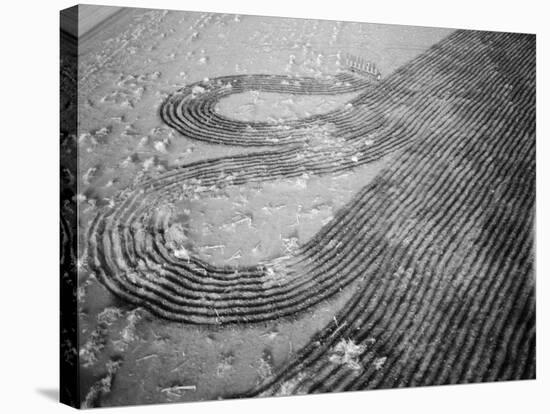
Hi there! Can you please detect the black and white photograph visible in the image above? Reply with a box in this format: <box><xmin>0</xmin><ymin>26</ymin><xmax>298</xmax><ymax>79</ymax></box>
<box><xmin>58</xmin><ymin>3</ymin><xmax>537</xmax><ymax>409</ymax></box>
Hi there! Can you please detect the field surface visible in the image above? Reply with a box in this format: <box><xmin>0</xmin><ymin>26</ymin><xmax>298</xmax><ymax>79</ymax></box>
<box><xmin>64</xmin><ymin>7</ymin><xmax>535</xmax><ymax>407</ymax></box>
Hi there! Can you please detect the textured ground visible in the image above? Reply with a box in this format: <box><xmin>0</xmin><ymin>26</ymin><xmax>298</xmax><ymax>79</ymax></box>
<box><xmin>67</xmin><ymin>7</ymin><xmax>534</xmax><ymax>408</ymax></box>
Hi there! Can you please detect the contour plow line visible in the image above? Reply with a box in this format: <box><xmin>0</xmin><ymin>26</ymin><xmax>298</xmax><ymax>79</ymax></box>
<box><xmin>87</xmin><ymin>30</ymin><xmax>535</xmax><ymax>387</ymax></box>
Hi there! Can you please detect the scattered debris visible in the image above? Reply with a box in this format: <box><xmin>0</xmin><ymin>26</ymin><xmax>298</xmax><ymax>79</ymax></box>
<box><xmin>373</xmin><ymin>356</ymin><xmax>388</xmax><ymax>370</ymax></box>
<box><xmin>82</xmin><ymin>359</ymin><xmax>123</xmax><ymax>408</ymax></box>
<box><xmin>136</xmin><ymin>354</ymin><xmax>159</xmax><ymax>363</ymax></box>
<box><xmin>269</xmin><ymin>372</ymin><xmax>308</xmax><ymax>397</ymax></box>
<box><xmin>80</xmin><ymin>307</ymin><xmax>124</xmax><ymax>367</ymax></box>
<box><xmin>112</xmin><ymin>308</ymin><xmax>143</xmax><ymax>352</ymax></box>
<box><xmin>227</xmin><ymin>249</ymin><xmax>242</xmax><ymax>262</ymax></box>
<box><xmin>161</xmin><ymin>384</ymin><xmax>197</xmax><ymax>398</ymax></box>
<box><xmin>192</xmin><ymin>85</ymin><xmax>206</xmax><ymax>96</ymax></box>
<box><xmin>257</xmin><ymin>350</ymin><xmax>274</xmax><ymax>384</ymax></box>
<box><xmin>173</xmin><ymin>247</ymin><xmax>190</xmax><ymax>260</ymax></box>
<box><xmin>329</xmin><ymin>338</ymin><xmax>366</xmax><ymax>371</ymax></box>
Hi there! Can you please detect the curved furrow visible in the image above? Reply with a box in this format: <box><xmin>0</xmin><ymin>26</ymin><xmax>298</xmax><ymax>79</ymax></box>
<box><xmin>87</xmin><ymin>28</ymin><xmax>535</xmax><ymax>388</ymax></box>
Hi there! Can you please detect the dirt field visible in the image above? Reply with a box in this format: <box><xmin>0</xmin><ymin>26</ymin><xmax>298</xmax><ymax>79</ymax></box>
<box><xmin>62</xmin><ymin>6</ymin><xmax>535</xmax><ymax>408</ymax></box>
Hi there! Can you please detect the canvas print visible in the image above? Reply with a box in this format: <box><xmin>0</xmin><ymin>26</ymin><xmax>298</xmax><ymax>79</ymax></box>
<box><xmin>60</xmin><ymin>4</ymin><xmax>536</xmax><ymax>408</ymax></box>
